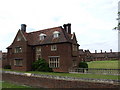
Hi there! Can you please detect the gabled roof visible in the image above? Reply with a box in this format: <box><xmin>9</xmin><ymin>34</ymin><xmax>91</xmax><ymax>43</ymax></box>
<box><xmin>7</xmin><ymin>24</ymin><xmax>79</xmax><ymax>49</ymax></box>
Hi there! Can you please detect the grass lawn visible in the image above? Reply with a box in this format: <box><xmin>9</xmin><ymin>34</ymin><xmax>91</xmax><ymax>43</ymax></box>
<box><xmin>87</xmin><ymin>60</ymin><xmax>119</xmax><ymax>69</ymax></box>
<box><xmin>1</xmin><ymin>81</ymin><xmax>32</xmax><ymax>88</ymax></box>
<box><xmin>2</xmin><ymin>69</ymin><xmax>119</xmax><ymax>80</ymax></box>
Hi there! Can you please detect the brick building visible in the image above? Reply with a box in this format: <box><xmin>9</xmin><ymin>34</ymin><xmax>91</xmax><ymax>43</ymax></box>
<box><xmin>79</xmin><ymin>49</ymin><xmax>119</xmax><ymax>61</ymax></box>
<box><xmin>7</xmin><ymin>23</ymin><xmax>80</xmax><ymax>72</ymax></box>
<box><xmin>0</xmin><ymin>51</ymin><xmax>8</xmax><ymax>68</ymax></box>
<box><xmin>92</xmin><ymin>50</ymin><xmax>118</xmax><ymax>61</ymax></box>
<box><xmin>79</xmin><ymin>49</ymin><xmax>92</xmax><ymax>62</ymax></box>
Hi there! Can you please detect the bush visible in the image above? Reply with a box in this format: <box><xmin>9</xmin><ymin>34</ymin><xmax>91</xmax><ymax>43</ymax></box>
<box><xmin>79</xmin><ymin>62</ymin><xmax>88</xmax><ymax>68</ymax></box>
<box><xmin>78</xmin><ymin>62</ymin><xmax>88</xmax><ymax>73</ymax></box>
<box><xmin>32</xmin><ymin>58</ymin><xmax>53</xmax><ymax>72</ymax></box>
<box><xmin>3</xmin><ymin>65</ymin><xmax>11</xmax><ymax>69</ymax></box>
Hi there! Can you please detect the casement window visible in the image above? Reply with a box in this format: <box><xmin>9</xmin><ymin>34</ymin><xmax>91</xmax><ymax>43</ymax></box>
<box><xmin>51</xmin><ymin>45</ymin><xmax>57</xmax><ymax>51</ymax></box>
<box><xmin>39</xmin><ymin>33</ymin><xmax>46</xmax><ymax>40</ymax></box>
<box><xmin>17</xmin><ymin>36</ymin><xmax>21</xmax><ymax>41</ymax></box>
<box><xmin>14</xmin><ymin>47</ymin><xmax>22</xmax><ymax>53</ymax></box>
<box><xmin>35</xmin><ymin>46</ymin><xmax>42</xmax><ymax>60</ymax></box>
<box><xmin>73</xmin><ymin>60</ymin><xmax>77</xmax><ymax>66</ymax></box>
<box><xmin>53</xmin><ymin>31</ymin><xmax>60</xmax><ymax>38</ymax></box>
<box><xmin>14</xmin><ymin>59</ymin><xmax>23</xmax><ymax>66</ymax></box>
<box><xmin>73</xmin><ymin>44</ymin><xmax>78</xmax><ymax>51</ymax></box>
<box><xmin>49</xmin><ymin>57</ymin><xmax>60</xmax><ymax>68</ymax></box>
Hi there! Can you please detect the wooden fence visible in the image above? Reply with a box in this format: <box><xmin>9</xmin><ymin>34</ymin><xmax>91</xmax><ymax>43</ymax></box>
<box><xmin>69</xmin><ymin>68</ymin><xmax>120</xmax><ymax>75</ymax></box>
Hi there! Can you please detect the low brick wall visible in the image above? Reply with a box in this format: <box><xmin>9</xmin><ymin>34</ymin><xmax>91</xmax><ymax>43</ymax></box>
<box><xmin>2</xmin><ymin>71</ymin><xmax>120</xmax><ymax>88</ymax></box>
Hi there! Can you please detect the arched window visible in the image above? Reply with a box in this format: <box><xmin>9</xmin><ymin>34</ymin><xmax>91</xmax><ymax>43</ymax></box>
<box><xmin>39</xmin><ymin>33</ymin><xmax>46</xmax><ymax>40</ymax></box>
<box><xmin>53</xmin><ymin>31</ymin><xmax>60</xmax><ymax>38</ymax></box>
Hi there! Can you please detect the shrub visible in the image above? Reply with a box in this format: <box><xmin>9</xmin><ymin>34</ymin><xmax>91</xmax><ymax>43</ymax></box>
<box><xmin>78</xmin><ymin>62</ymin><xmax>88</xmax><ymax>73</ymax></box>
<box><xmin>32</xmin><ymin>58</ymin><xmax>53</xmax><ymax>72</ymax></box>
<box><xmin>79</xmin><ymin>62</ymin><xmax>88</xmax><ymax>68</ymax></box>
<box><xmin>3</xmin><ymin>65</ymin><xmax>11</xmax><ymax>69</ymax></box>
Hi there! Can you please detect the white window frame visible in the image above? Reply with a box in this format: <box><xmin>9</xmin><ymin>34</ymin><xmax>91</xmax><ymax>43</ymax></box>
<box><xmin>49</xmin><ymin>56</ymin><xmax>60</xmax><ymax>68</ymax></box>
<box><xmin>51</xmin><ymin>45</ymin><xmax>57</xmax><ymax>51</ymax></box>
<box><xmin>73</xmin><ymin>44</ymin><xmax>78</xmax><ymax>51</ymax></box>
<box><xmin>14</xmin><ymin>47</ymin><xmax>22</xmax><ymax>53</ymax></box>
<box><xmin>39</xmin><ymin>33</ymin><xmax>46</xmax><ymax>40</ymax></box>
<box><xmin>53</xmin><ymin>31</ymin><xmax>60</xmax><ymax>38</ymax></box>
<box><xmin>35</xmin><ymin>46</ymin><xmax>42</xmax><ymax>60</ymax></box>
<box><xmin>14</xmin><ymin>59</ymin><xmax>23</xmax><ymax>66</ymax></box>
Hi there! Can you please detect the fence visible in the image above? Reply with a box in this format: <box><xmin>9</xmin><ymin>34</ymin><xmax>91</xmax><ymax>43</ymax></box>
<box><xmin>69</xmin><ymin>68</ymin><xmax>120</xmax><ymax>75</ymax></box>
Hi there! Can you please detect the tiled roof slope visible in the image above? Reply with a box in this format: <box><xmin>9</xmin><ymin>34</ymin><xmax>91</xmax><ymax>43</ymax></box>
<box><xmin>24</xmin><ymin>26</ymin><xmax>73</xmax><ymax>45</ymax></box>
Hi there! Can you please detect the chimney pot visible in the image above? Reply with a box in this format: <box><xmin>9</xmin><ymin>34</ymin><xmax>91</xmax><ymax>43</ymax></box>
<box><xmin>101</xmin><ymin>50</ymin><xmax>102</xmax><ymax>53</ymax></box>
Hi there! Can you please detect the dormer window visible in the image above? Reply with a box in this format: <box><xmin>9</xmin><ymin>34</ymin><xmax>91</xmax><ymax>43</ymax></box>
<box><xmin>39</xmin><ymin>33</ymin><xmax>46</xmax><ymax>40</ymax></box>
<box><xmin>53</xmin><ymin>31</ymin><xmax>60</xmax><ymax>38</ymax></box>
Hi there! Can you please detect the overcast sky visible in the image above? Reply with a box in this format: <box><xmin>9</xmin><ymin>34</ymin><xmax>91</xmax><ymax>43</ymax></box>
<box><xmin>0</xmin><ymin>0</ymin><xmax>119</xmax><ymax>53</ymax></box>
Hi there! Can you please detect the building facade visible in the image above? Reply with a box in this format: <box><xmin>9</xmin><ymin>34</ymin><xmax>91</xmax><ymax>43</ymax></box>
<box><xmin>79</xmin><ymin>49</ymin><xmax>118</xmax><ymax>62</ymax></box>
<box><xmin>7</xmin><ymin>23</ymin><xmax>80</xmax><ymax>72</ymax></box>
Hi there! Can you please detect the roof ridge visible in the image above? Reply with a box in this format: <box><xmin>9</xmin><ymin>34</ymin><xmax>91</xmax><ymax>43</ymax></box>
<box><xmin>27</xmin><ymin>26</ymin><xmax>62</xmax><ymax>34</ymax></box>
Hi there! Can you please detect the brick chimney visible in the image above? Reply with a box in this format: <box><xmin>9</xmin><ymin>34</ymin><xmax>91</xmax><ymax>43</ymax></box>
<box><xmin>21</xmin><ymin>24</ymin><xmax>27</xmax><ymax>32</ymax></box>
<box><xmin>110</xmin><ymin>49</ymin><xmax>112</xmax><ymax>53</ymax></box>
<box><xmin>67</xmin><ymin>23</ymin><xmax>71</xmax><ymax>34</ymax></box>
<box><xmin>95</xmin><ymin>50</ymin><xmax>97</xmax><ymax>53</ymax></box>
<box><xmin>101</xmin><ymin>50</ymin><xmax>102</xmax><ymax>53</ymax></box>
<box><xmin>63</xmin><ymin>23</ymin><xmax>71</xmax><ymax>34</ymax></box>
<box><xmin>63</xmin><ymin>24</ymin><xmax>67</xmax><ymax>32</ymax></box>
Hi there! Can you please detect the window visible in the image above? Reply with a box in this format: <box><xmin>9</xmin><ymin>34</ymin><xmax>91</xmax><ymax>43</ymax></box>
<box><xmin>49</xmin><ymin>57</ymin><xmax>60</xmax><ymax>68</ymax></box>
<box><xmin>53</xmin><ymin>31</ymin><xmax>60</xmax><ymax>38</ymax></box>
<box><xmin>51</xmin><ymin>45</ymin><xmax>57</xmax><ymax>51</ymax></box>
<box><xmin>73</xmin><ymin>44</ymin><xmax>78</xmax><ymax>51</ymax></box>
<box><xmin>14</xmin><ymin>47</ymin><xmax>22</xmax><ymax>53</ymax></box>
<box><xmin>35</xmin><ymin>46</ymin><xmax>42</xmax><ymax>60</ymax></box>
<box><xmin>14</xmin><ymin>59</ymin><xmax>23</xmax><ymax>66</ymax></box>
<box><xmin>73</xmin><ymin>60</ymin><xmax>77</xmax><ymax>66</ymax></box>
<box><xmin>39</xmin><ymin>33</ymin><xmax>46</xmax><ymax>40</ymax></box>
<box><xmin>17</xmin><ymin>37</ymin><xmax>21</xmax><ymax>41</ymax></box>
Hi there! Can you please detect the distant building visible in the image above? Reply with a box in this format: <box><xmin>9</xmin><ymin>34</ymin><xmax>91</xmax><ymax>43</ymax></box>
<box><xmin>79</xmin><ymin>49</ymin><xmax>92</xmax><ymax>62</ymax></box>
<box><xmin>7</xmin><ymin>23</ymin><xmax>80</xmax><ymax>72</ymax></box>
<box><xmin>79</xmin><ymin>49</ymin><xmax>118</xmax><ymax>61</ymax></box>
<box><xmin>92</xmin><ymin>50</ymin><xmax>118</xmax><ymax>61</ymax></box>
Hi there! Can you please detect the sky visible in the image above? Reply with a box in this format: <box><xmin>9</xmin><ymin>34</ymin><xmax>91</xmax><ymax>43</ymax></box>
<box><xmin>0</xmin><ymin>0</ymin><xmax>119</xmax><ymax>53</ymax></box>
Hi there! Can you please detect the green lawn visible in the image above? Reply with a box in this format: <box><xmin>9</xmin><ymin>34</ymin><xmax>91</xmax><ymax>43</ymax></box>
<box><xmin>1</xmin><ymin>81</ymin><xmax>32</xmax><ymax>88</ymax></box>
<box><xmin>2</xmin><ymin>69</ymin><xmax>119</xmax><ymax>80</ymax></box>
<box><xmin>2</xmin><ymin>60</ymin><xmax>120</xmax><ymax>80</ymax></box>
<box><xmin>87</xmin><ymin>60</ymin><xmax>119</xmax><ymax>69</ymax></box>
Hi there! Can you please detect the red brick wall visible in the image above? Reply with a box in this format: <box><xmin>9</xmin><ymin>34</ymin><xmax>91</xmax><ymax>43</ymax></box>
<box><xmin>7</xmin><ymin>30</ymin><xmax>29</xmax><ymax>71</ymax></box>
<box><xmin>2</xmin><ymin>73</ymin><xmax>119</xmax><ymax>88</ymax></box>
<box><xmin>40</xmin><ymin>43</ymin><xmax>79</xmax><ymax>72</ymax></box>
